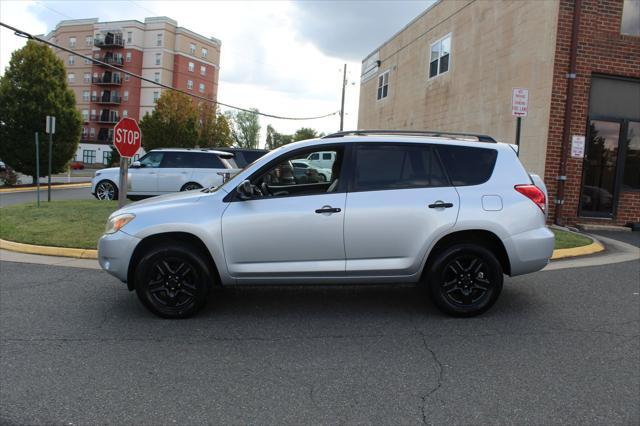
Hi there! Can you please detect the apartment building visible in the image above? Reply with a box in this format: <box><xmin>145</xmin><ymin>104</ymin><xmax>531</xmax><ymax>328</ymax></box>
<box><xmin>45</xmin><ymin>16</ymin><xmax>221</xmax><ymax>165</ymax></box>
<box><xmin>358</xmin><ymin>0</ymin><xmax>639</xmax><ymax>227</ymax></box>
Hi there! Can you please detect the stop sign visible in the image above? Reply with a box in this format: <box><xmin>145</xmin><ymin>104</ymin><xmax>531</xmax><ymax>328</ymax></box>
<box><xmin>113</xmin><ymin>117</ymin><xmax>141</xmax><ymax>158</ymax></box>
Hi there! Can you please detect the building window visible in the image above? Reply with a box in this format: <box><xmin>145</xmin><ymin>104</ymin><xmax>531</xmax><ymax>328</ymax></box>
<box><xmin>102</xmin><ymin>151</ymin><xmax>111</xmax><ymax>165</ymax></box>
<box><xmin>84</xmin><ymin>57</ymin><xmax>92</xmax><ymax>65</ymax></box>
<box><xmin>123</xmin><ymin>90</ymin><xmax>129</xmax><ymax>101</ymax></box>
<box><xmin>156</xmin><ymin>33</ymin><xmax>162</xmax><ymax>46</ymax></box>
<box><xmin>82</xmin><ymin>127</ymin><xmax>88</xmax><ymax>138</ymax></box>
<box><xmin>200</xmin><ymin>65</ymin><xmax>206</xmax><ymax>76</ymax></box>
<box><xmin>201</xmin><ymin>47</ymin><xmax>208</xmax><ymax>58</ymax></box>
<box><xmin>126</xmin><ymin>52</ymin><xmax>132</xmax><ymax>62</ymax></box>
<box><xmin>82</xmin><ymin>90</ymin><xmax>89</xmax><ymax>102</ymax></box>
<box><xmin>124</xmin><ymin>74</ymin><xmax>130</xmax><ymax>82</ymax></box>
<box><xmin>83</xmin><ymin>150</ymin><xmax>96</xmax><ymax>164</ymax></box>
<box><xmin>187</xmin><ymin>80</ymin><xmax>193</xmax><ymax>90</ymax></box>
<box><xmin>69</xmin><ymin>37</ymin><xmax>76</xmax><ymax>48</ymax></box>
<box><xmin>90</xmin><ymin>127</ymin><xmax>95</xmax><ymax>137</ymax></box>
<box><xmin>376</xmin><ymin>70</ymin><xmax>389</xmax><ymax>100</ymax></box>
<box><xmin>188</xmin><ymin>62</ymin><xmax>194</xmax><ymax>72</ymax></box>
<box><xmin>127</xmin><ymin>31</ymin><xmax>132</xmax><ymax>44</ymax></box>
<box><xmin>623</xmin><ymin>121</ymin><xmax>640</xmax><ymax>190</ymax></box>
<box><xmin>429</xmin><ymin>34</ymin><xmax>451</xmax><ymax>78</ymax></box>
<box><xmin>91</xmin><ymin>109</ymin><xmax>96</xmax><ymax>120</ymax></box>
<box><xmin>83</xmin><ymin>73</ymin><xmax>91</xmax><ymax>83</ymax></box>
<box><xmin>82</xmin><ymin>110</ymin><xmax>89</xmax><ymax>121</ymax></box>
<box><xmin>190</xmin><ymin>43</ymin><xmax>196</xmax><ymax>54</ymax></box>
<box><xmin>199</xmin><ymin>83</ymin><xmax>205</xmax><ymax>93</ymax></box>
<box><xmin>155</xmin><ymin>53</ymin><xmax>161</xmax><ymax>65</ymax></box>
<box><xmin>621</xmin><ymin>0</ymin><xmax>640</xmax><ymax>36</ymax></box>
<box><xmin>153</xmin><ymin>91</ymin><xmax>160</xmax><ymax>102</ymax></box>
<box><xmin>123</xmin><ymin>109</ymin><xmax>128</xmax><ymax>118</ymax></box>
<box><xmin>154</xmin><ymin>72</ymin><xmax>160</xmax><ymax>83</ymax></box>
<box><xmin>68</xmin><ymin>55</ymin><xmax>75</xmax><ymax>65</ymax></box>
<box><xmin>68</xmin><ymin>73</ymin><xmax>75</xmax><ymax>83</ymax></box>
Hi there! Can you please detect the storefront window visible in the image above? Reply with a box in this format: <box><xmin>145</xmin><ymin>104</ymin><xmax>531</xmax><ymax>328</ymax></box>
<box><xmin>622</xmin><ymin>121</ymin><xmax>640</xmax><ymax>190</ymax></box>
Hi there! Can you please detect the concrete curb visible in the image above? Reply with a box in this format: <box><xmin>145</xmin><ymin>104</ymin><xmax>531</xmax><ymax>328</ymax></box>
<box><xmin>0</xmin><ymin>182</ymin><xmax>91</xmax><ymax>193</ymax></box>
<box><xmin>550</xmin><ymin>240</ymin><xmax>605</xmax><ymax>260</ymax></box>
<box><xmin>0</xmin><ymin>239</ymin><xmax>97</xmax><ymax>259</ymax></box>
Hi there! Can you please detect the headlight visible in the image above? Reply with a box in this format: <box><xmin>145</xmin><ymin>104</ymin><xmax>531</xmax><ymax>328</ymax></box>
<box><xmin>104</xmin><ymin>213</ymin><xmax>135</xmax><ymax>234</ymax></box>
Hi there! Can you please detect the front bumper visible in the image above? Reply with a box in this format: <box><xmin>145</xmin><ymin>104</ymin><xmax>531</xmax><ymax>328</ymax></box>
<box><xmin>98</xmin><ymin>231</ymin><xmax>141</xmax><ymax>282</ymax></box>
<box><xmin>504</xmin><ymin>226</ymin><xmax>555</xmax><ymax>276</ymax></box>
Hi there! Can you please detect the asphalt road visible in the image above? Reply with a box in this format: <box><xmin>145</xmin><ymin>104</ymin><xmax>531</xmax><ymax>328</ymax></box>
<box><xmin>1</xmin><ymin>257</ymin><xmax>638</xmax><ymax>425</ymax></box>
<box><xmin>0</xmin><ymin>186</ymin><xmax>93</xmax><ymax>207</ymax></box>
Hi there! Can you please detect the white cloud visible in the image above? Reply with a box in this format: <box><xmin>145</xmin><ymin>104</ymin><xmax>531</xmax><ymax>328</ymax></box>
<box><xmin>0</xmin><ymin>1</ymin><xmax>429</xmax><ymax>145</ymax></box>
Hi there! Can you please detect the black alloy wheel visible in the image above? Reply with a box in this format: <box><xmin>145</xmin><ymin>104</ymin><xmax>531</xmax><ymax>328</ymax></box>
<box><xmin>135</xmin><ymin>242</ymin><xmax>212</xmax><ymax>318</ymax></box>
<box><xmin>427</xmin><ymin>244</ymin><xmax>503</xmax><ymax>317</ymax></box>
<box><xmin>181</xmin><ymin>182</ymin><xmax>203</xmax><ymax>191</ymax></box>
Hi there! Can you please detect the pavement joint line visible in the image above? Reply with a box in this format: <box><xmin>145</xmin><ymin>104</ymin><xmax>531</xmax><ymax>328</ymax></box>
<box><xmin>0</xmin><ymin>182</ymin><xmax>91</xmax><ymax>193</ymax></box>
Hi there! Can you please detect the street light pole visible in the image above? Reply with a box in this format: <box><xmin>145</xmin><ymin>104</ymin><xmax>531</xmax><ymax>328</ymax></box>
<box><xmin>339</xmin><ymin>64</ymin><xmax>347</xmax><ymax>131</ymax></box>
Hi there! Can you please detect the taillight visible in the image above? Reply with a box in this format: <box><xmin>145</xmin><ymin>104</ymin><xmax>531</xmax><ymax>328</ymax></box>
<box><xmin>515</xmin><ymin>184</ymin><xmax>545</xmax><ymax>213</ymax></box>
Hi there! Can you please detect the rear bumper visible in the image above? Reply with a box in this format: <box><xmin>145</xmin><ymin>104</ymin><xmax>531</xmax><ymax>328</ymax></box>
<box><xmin>97</xmin><ymin>231</ymin><xmax>140</xmax><ymax>282</ymax></box>
<box><xmin>504</xmin><ymin>226</ymin><xmax>555</xmax><ymax>276</ymax></box>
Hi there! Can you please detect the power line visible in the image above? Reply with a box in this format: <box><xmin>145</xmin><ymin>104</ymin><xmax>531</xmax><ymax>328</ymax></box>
<box><xmin>33</xmin><ymin>1</ymin><xmax>74</xmax><ymax>20</ymax></box>
<box><xmin>0</xmin><ymin>21</ymin><xmax>339</xmax><ymax>121</ymax></box>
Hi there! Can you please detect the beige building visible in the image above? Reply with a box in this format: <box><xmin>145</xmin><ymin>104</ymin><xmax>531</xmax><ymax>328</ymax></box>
<box><xmin>358</xmin><ymin>0</ymin><xmax>559</xmax><ymax>177</ymax></box>
<box><xmin>45</xmin><ymin>17</ymin><xmax>220</xmax><ymax>164</ymax></box>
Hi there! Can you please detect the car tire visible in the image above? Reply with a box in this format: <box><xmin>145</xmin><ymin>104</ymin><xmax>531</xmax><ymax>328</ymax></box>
<box><xmin>426</xmin><ymin>243</ymin><xmax>503</xmax><ymax>317</ymax></box>
<box><xmin>134</xmin><ymin>241</ymin><xmax>212</xmax><ymax>319</ymax></box>
<box><xmin>180</xmin><ymin>182</ymin><xmax>203</xmax><ymax>192</ymax></box>
<box><xmin>94</xmin><ymin>180</ymin><xmax>118</xmax><ymax>201</ymax></box>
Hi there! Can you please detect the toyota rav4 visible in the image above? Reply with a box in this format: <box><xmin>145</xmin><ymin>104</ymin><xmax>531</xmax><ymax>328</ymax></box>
<box><xmin>98</xmin><ymin>130</ymin><xmax>554</xmax><ymax>318</ymax></box>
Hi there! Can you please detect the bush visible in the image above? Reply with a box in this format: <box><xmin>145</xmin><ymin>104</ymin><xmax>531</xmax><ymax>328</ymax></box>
<box><xmin>0</xmin><ymin>167</ymin><xmax>18</xmax><ymax>186</ymax></box>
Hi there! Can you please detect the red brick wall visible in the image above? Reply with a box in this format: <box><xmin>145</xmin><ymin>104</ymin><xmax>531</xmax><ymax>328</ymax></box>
<box><xmin>172</xmin><ymin>54</ymin><xmax>218</xmax><ymax>100</ymax></box>
<box><xmin>544</xmin><ymin>0</ymin><xmax>640</xmax><ymax>226</ymax></box>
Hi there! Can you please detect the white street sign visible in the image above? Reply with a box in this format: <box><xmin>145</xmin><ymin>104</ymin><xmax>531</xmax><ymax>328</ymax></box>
<box><xmin>571</xmin><ymin>135</ymin><xmax>586</xmax><ymax>158</ymax></box>
<box><xmin>45</xmin><ymin>115</ymin><xmax>56</xmax><ymax>134</ymax></box>
<box><xmin>511</xmin><ymin>88</ymin><xmax>529</xmax><ymax>117</ymax></box>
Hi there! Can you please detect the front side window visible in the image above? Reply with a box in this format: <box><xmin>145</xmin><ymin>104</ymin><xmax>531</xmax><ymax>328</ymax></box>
<box><xmin>377</xmin><ymin>71</ymin><xmax>389</xmax><ymax>100</ymax></box>
<box><xmin>249</xmin><ymin>147</ymin><xmax>344</xmax><ymax>198</ymax></box>
<box><xmin>139</xmin><ymin>152</ymin><xmax>163</xmax><ymax>168</ymax></box>
<box><xmin>429</xmin><ymin>34</ymin><xmax>451</xmax><ymax>78</ymax></box>
<box><xmin>621</xmin><ymin>0</ymin><xmax>640</xmax><ymax>36</ymax></box>
<box><xmin>354</xmin><ymin>144</ymin><xmax>447</xmax><ymax>191</ymax></box>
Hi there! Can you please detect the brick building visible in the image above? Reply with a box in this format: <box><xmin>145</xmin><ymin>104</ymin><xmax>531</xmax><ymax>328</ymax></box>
<box><xmin>357</xmin><ymin>0</ymin><xmax>639</xmax><ymax>227</ymax></box>
<box><xmin>44</xmin><ymin>17</ymin><xmax>221</xmax><ymax>165</ymax></box>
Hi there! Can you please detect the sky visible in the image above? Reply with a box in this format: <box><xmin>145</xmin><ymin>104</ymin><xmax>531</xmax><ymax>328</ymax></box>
<box><xmin>0</xmin><ymin>0</ymin><xmax>432</xmax><ymax>146</ymax></box>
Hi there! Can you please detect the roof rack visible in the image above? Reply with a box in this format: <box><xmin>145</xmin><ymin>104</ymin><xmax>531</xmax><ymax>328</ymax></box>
<box><xmin>322</xmin><ymin>130</ymin><xmax>497</xmax><ymax>143</ymax></box>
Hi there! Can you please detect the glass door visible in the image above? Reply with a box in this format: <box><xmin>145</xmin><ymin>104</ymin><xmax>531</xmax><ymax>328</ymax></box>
<box><xmin>579</xmin><ymin>120</ymin><xmax>621</xmax><ymax>217</ymax></box>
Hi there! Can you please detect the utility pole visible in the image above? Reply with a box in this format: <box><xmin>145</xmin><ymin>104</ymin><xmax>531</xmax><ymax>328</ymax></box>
<box><xmin>339</xmin><ymin>64</ymin><xmax>347</xmax><ymax>131</ymax></box>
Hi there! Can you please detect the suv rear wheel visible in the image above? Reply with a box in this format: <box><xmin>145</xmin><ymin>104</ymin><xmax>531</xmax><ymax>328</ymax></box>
<box><xmin>134</xmin><ymin>241</ymin><xmax>212</xmax><ymax>318</ymax></box>
<box><xmin>427</xmin><ymin>244</ymin><xmax>503</xmax><ymax>317</ymax></box>
<box><xmin>95</xmin><ymin>180</ymin><xmax>118</xmax><ymax>200</ymax></box>
<box><xmin>181</xmin><ymin>182</ymin><xmax>202</xmax><ymax>191</ymax></box>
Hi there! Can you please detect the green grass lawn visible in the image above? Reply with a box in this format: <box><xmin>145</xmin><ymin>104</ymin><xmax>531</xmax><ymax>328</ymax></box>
<box><xmin>552</xmin><ymin>229</ymin><xmax>593</xmax><ymax>250</ymax></box>
<box><xmin>0</xmin><ymin>200</ymin><xmax>118</xmax><ymax>249</ymax></box>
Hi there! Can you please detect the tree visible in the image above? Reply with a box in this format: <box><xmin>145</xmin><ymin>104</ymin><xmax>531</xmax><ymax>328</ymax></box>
<box><xmin>293</xmin><ymin>127</ymin><xmax>322</xmax><ymax>142</ymax></box>
<box><xmin>265</xmin><ymin>124</ymin><xmax>293</xmax><ymax>149</ymax></box>
<box><xmin>0</xmin><ymin>40</ymin><xmax>82</xmax><ymax>182</ymax></box>
<box><xmin>226</xmin><ymin>108</ymin><xmax>260</xmax><ymax>148</ymax></box>
<box><xmin>139</xmin><ymin>91</ymin><xmax>199</xmax><ymax>150</ymax></box>
<box><xmin>198</xmin><ymin>102</ymin><xmax>233</xmax><ymax>148</ymax></box>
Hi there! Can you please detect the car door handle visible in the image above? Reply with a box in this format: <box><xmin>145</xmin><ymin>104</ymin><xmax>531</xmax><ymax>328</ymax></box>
<box><xmin>428</xmin><ymin>201</ymin><xmax>454</xmax><ymax>209</ymax></box>
<box><xmin>315</xmin><ymin>206</ymin><xmax>341</xmax><ymax>214</ymax></box>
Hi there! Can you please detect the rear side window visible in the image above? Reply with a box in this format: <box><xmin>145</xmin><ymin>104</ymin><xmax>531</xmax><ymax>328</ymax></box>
<box><xmin>353</xmin><ymin>144</ymin><xmax>447</xmax><ymax>191</ymax></box>
<box><xmin>436</xmin><ymin>145</ymin><xmax>498</xmax><ymax>186</ymax></box>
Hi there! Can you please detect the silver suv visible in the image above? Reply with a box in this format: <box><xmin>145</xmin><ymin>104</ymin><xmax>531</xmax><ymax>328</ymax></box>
<box><xmin>98</xmin><ymin>131</ymin><xmax>554</xmax><ymax>318</ymax></box>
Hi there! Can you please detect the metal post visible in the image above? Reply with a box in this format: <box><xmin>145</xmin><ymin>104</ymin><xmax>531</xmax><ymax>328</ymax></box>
<box><xmin>515</xmin><ymin>117</ymin><xmax>522</xmax><ymax>157</ymax></box>
<box><xmin>35</xmin><ymin>133</ymin><xmax>40</xmax><ymax>207</ymax></box>
<box><xmin>118</xmin><ymin>157</ymin><xmax>128</xmax><ymax>208</ymax></box>
<box><xmin>339</xmin><ymin>64</ymin><xmax>347</xmax><ymax>131</ymax></box>
<box><xmin>47</xmin><ymin>131</ymin><xmax>52</xmax><ymax>202</ymax></box>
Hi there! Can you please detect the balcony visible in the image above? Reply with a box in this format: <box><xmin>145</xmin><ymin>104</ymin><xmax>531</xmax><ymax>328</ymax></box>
<box><xmin>94</xmin><ymin>34</ymin><xmax>124</xmax><ymax>48</ymax></box>
<box><xmin>92</xmin><ymin>112</ymin><xmax>120</xmax><ymax>124</ymax></box>
<box><xmin>96</xmin><ymin>56</ymin><xmax>124</xmax><ymax>67</ymax></box>
<box><xmin>80</xmin><ymin>134</ymin><xmax>96</xmax><ymax>143</ymax></box>
<box><xmin>97</xmin><ymin>134</ymin><xmax>114</xmax><ymax>143</ymax></box>
<box><xmin>92</xmin><ymin>95</ymin><xmax>121</xmax><ymax>105</ymax></box>
<box><xmin>92</xmin><ymin>76</ymin><xmax>122</xmax><ymax>85</ymax></box>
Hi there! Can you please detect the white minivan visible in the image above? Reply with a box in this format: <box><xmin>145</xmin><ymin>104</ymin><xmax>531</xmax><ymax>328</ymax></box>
<box><xmin>306</xmin><ymin>151</ymin><xmax>336</xmax><ymax>169</ymax></box>
<box><xmin>91</xmin><ymin>149</ymin><xmax>239</xmax><ymax>200</ymax></box>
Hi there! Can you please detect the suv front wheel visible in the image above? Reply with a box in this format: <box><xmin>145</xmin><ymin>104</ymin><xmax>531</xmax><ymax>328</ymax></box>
<box><xmin>427</xmin><ymin>244</ymin><xmax>503</xmax><ymax>317</ymax></box>
<box><xmin>134</xmin><ymin>241</ymin><xmax>212</xmax><ymax>318</ymax></box>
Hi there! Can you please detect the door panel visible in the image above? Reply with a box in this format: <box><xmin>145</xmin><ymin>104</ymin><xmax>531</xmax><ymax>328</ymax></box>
<box><xmin>157</xmin><ymin>168</ymin><xmax>191</xmax><ymax>193</ymax></box>
<box><xmin>221</xmin><ymin>193</ymin><xmax>347</xmax><ymax>278</ymax></box>
<box><xmin>344</xmin><ymin>187</ymin><xmax>459</xmax><ymax>276</ymax></box>
<box><xmin>128</xmin><ymin>168</ymin><xmax>157</xmax><ymax>193</ymax></box>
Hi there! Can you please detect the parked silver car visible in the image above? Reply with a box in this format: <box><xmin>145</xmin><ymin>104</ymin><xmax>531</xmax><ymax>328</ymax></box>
<box><xmin>98</xmin><ymin>130</ymin><xmax>554</xmax><ymax>318</ymax></box>
<box><xmin>91</xmin><ymin>148</ymin><xmax>239</xmax><ymax>201</ymax></box>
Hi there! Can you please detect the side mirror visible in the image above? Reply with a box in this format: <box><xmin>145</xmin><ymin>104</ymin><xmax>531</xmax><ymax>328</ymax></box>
<box><xmin>236</xmin><ymin>179</ymin><xmax>253</xmax><ymax>200</ymax></box>
<box><xmin>131</xmin><ymin>161</ymin><xmax>141</xmax><ymax>168</ymax></box>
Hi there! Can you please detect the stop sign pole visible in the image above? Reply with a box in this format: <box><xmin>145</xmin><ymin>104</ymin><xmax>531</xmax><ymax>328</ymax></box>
<box><xmin>113</xmin><ymin>118</ymin><xmax>142</xmax><ymax>208</ymax></box>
